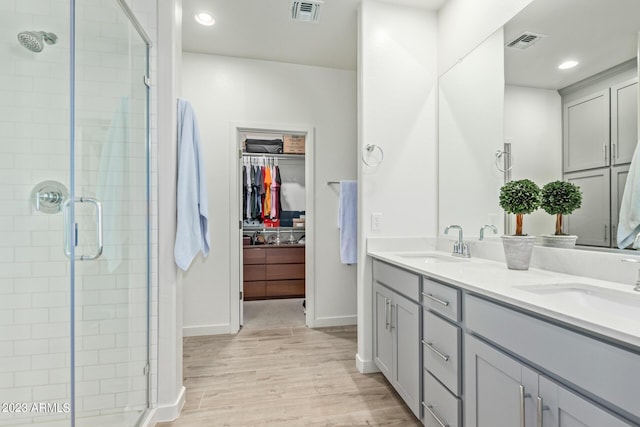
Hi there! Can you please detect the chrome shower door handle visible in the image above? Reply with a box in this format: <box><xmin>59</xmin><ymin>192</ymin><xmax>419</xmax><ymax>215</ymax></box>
<box><xmin>63</xmin><ymin>196</ymin><xmax>104</xmax><ymax>261</ymax></box>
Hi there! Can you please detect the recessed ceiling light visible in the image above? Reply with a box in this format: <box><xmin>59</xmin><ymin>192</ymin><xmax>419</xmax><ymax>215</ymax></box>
<box><xmin>195</xmin><ymin>11</ymin><xmax>215</xmax><ymax>26</ymax></box>
<box><xmin>558</xmin><ymin>60</ymin><xmax>579</xmax><ymax>70</ymax></box>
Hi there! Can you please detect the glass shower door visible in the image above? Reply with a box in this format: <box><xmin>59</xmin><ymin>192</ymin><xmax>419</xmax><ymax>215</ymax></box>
<box><xmin>0</xmin><ymin>1</ymin><xmax>73</xmax><ymax>425</ymax></box>
<box><xmin>73</xmin><ymin>0</ymin><xmax>150</xmax><ymax>425</ymax></box>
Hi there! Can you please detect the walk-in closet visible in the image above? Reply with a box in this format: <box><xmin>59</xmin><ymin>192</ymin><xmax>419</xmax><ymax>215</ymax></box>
<box><xmin>240</xmin><ymin>131</ymin><xmax>307</xmax><ymax>328</ymax></box>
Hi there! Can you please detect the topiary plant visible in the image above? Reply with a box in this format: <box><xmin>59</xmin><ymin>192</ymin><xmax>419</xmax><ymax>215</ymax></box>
<box><xmin>540</xmin><ymin>180</ymin><xmax>582</xmax><ymax>235</ymax></box>
<box><xmin>499</xmin><ymin>179</ymin><xmax>541</xmax><ymax>236</ymax></box>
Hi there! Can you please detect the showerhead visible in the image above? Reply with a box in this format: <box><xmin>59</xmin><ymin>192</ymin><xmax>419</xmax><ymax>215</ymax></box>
<box><xmin>17</xmin><ymin>31</ymin><xmax>58</xmax><ymax>53</ymax></box>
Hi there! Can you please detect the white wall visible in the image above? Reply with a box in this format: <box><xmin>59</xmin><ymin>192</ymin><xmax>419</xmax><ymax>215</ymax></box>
<box><xmin>180</xmin><ymin>53</ymin><xmax>357</xmax><ymax>335</ymax></box>
<box><xmin>357</xmin><ymin>0</ymin><xmax>438</xmax><ymax>372</ymax></box>
<box><xmin>505</xmin><ymin>85</ymin><xmax>563</xmax><ymax>237</ymax></box>
<box><xmin>437</xmin><ymin>0</ymin><xmax>534</xmax><ymax>76</ymax></box>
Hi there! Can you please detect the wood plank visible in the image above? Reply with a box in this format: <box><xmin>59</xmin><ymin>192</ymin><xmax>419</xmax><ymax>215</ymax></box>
<box><xmin>266</xmin><ymin>280</ymin><xmax>305</xmax><ymax>298</ymax></box>
<box><xmin>266</xmin><ymin>263</ymin><xmax>305</xmax><ymax>280</ymax></box>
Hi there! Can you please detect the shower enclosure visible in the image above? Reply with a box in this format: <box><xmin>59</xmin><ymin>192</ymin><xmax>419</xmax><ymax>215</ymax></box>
<box><xmin>1</xmin><ymin>0</ymin><xmax>151</xmax><ymax>426</ymax></box>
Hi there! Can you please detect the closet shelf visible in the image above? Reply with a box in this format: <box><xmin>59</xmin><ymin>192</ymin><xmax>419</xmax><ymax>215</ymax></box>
<box><xmin>242</xmin><ymin>152</ymin><xmax>304</xmax><ymax>160</ymax></box>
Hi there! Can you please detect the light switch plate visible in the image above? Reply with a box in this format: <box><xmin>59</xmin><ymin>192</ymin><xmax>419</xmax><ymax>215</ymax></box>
<box><xmin>371</xmin><ymin>212</ymin><xmax>382</xmax><ymax>232</ymax></box>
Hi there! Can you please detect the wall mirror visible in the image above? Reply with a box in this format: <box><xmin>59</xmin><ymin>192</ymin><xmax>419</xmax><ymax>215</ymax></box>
<box><xmin>439</xmin><ymin>0</ymin><xmax>640</xmax><ymax>251</ymax></box>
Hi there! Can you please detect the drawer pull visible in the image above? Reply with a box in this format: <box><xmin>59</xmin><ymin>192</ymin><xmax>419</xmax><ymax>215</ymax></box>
<box><xmin>422</xmin><ymin>292</ymin><xmax>449</xmax><ymax>307</ymax></box>
<box><xmin>422</xmin><ymin>340</ymin><xmax>450</xmax><ymax>362</ymax></box>
<box><xmin>422</xmin><ymin>402</ymin><xmax>449</xmax><ymax>427</ymax></box>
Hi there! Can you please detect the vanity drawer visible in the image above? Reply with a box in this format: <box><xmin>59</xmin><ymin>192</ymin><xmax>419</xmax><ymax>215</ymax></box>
<box><xmin>423</xmin><ymin>310</ymin><xmax>461</xmax><ymax>396</ymax></box>
<box><xmin>422</xmin><ymin>370</ymin><xmax>461</xmax><ymax>427</ymax></box>
<box><xmin>373</xmin><ymin>259</ymin><xmax>420</xmax><ymax>302</ymax></box>
<box><xmin>422</xmin><ymin>278</ymin><xmax>460</xmax><ymax>322</ymax></box>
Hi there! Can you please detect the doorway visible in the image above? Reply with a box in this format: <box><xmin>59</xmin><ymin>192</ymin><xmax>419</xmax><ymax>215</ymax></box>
<box><xmin>229</xmin><ymin>123</ymin><xmax>316</xmax><ymax>332</ymax></box>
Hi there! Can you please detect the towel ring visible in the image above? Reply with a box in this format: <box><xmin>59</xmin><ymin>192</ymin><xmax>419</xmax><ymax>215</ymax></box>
<box><xmin>362</xmin><ymin>144</ymin><xmax>384</xmax><ymax>167</ymax></box>
<box><xmin>495</xmin><ymin>149</ymin><xmax>514</xmax><ymax>173</ymax></box>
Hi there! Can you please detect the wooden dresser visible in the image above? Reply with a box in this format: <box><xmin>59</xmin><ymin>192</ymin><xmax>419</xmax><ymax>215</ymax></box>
<box><xmin>243</xmin><ymin>245</ymin><xmax>305</xmax><ymax>300</ymax></box>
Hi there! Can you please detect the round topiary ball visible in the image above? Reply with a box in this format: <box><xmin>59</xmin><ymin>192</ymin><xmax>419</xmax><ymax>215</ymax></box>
<box><xmin>499</xmin><ymin>179</ymin><xmax>541</xmax><ymax>215</ymax></box>
<box><xmin>540</xmin><ymin>180</ymin><xmax>582</xmax><ymax>215</ymax></box>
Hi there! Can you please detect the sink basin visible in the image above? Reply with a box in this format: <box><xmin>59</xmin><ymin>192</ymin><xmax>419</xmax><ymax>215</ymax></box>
<box><xmin>516</xmin><ymin>283</ymin><xmax>640</xmax><ymax>320</ymax></box>
<box><xmin>394</xmin><ymin>252</ymin><xmax>469</xmax><ymax>264</ymax></box>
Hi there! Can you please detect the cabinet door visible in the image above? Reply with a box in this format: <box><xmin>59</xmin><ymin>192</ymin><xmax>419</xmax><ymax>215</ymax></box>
<box><xmin>538</xmin><ymin>376</ymin><xmax>633</xmax><ymax>427</ymax></box>
<box><xmin>563</xmin><ymin>90</ymin><xmax>610</xmax><ymax>172</ymax></box>
<box><xmin>611</xmin><ymin>78</ymin><xmax>638</xmax><ymax>165</ymax></box>
<box><xmin>465</xmin><ymin>335</ymin><xmax>537</xmax><ymax>427</ymax></box>
<box><xmin>564</xmin><ymin>169</ymin><xmax>611</xmax><ymax>247</ymax></box>
<box><xmin>611</xmin><ymin>164</ymin><xmax>630</xmax><ymax>248</ymax></box>
<box><xmin>373</xmin><ymin>283</ymin><xmax>393</xmax><ymax>380</ymax></box>
<box><xmin>392</xmin><ymin>291</ymin><xmax>420</xmax><ymax>417</ymax></box>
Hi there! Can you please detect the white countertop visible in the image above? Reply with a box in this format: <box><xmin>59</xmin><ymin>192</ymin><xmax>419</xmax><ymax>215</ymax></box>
<box><xmin>368</xmin><ymin>247</ymin><xmax>640</xmax><ymax>350</ymax></box>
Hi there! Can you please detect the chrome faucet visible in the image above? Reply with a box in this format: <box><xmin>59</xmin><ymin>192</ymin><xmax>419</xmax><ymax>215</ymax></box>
<box><xmin>620</xmin><ymin>258</ymin><xmax>640</xmax><ymax>292</ymax></box>
<box><xmin>444</xmin><ymin>225</ymin><xmax>470</xmax><ymax>258</ymax></box>
<box><xmin>479</xmin><ymin>224</ymin><xmax>498</xmax><ymax>241</ymax></box>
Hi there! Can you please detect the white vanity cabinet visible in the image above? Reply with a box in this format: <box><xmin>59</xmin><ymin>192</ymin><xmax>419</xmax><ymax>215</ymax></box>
<box><xmin>465</xmin><ymin>294</ymin><xmax>639</xmax><ymax>427</ymax></box>
<box><xmin>372</xmin><ymin>260</ymin><xmax>421</xmax><ymax>417</ymax></box>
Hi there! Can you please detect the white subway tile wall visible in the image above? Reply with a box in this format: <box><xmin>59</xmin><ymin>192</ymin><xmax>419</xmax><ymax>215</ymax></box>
<box><xmin>0</xmin><ymin>0</ymin><xmax>158</xmax><ymax>425</ymax></box>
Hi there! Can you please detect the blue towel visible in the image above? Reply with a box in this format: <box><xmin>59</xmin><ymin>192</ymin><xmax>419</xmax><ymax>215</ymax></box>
<box><xmin>617</xmin><ymin>141</ymin><xmax>640</xmax><ymax>248</ymax></box>
<box><xmin>174</xmin><ymin>99</ymin><xmax>210</xmax><ymax>270</ymax></box>
<box><xmin>338</xmin><ymin>180</ymin><xmax>357</xmax><ymax>264</ymax></box>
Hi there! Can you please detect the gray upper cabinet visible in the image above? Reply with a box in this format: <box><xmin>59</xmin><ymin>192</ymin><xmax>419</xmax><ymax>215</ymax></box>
<box><xmin>611</xmin><ymin>164</ymin><xmax>630</xmax><ymax>247</ymax></box>
<box><xmin>563</xmin><ymin>89</ymin><xmax>610</xmax><ymax>172</ymax></box>
<box><xmin>611</xmin><ymin>78</ymin><xmax>638</xmax><ymax>165</ymax></box>
<box><xmin>565</xmin><ymin>168</ymin><xmax>611</xmax><ymax>247</ymax></box>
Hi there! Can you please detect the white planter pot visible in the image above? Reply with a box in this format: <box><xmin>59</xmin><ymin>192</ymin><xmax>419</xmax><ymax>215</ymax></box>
<box><xmin>501</xmin><ymin>235</ymin><xmax>536</xmax><ymax>270</ymax></box>
<box><xmin>541</xmin><ymin>234</ymin><xmax>578</xmax><ymax>249</ymax></box>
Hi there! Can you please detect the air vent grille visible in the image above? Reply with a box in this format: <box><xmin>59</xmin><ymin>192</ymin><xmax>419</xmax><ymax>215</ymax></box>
<box><xmin>291</xmin><ymin>0</ymin><xmax>323</xmax><ymax>23</ymax></box>
<box><xmin>506</xmin><ymin>32</ymin><xmax>547</xmax><ymax>50</ymax></box>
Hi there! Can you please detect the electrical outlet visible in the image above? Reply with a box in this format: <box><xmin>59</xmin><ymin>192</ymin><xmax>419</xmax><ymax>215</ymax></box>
<box><xmin>371</xmin><ymin>212</ymin><xmax>382</xmax><ymax>232</ymax></box>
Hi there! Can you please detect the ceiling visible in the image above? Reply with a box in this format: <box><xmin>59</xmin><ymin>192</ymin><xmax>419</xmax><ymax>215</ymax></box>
<box><xmin>505</xmin><ymin>0</ymin><xmax>640</xmax><ymax>90</ymax></box>
<box><xmin>182</xmin><ymin>0</ymin><xmax>448</xmax><ymax>70</ymax></box>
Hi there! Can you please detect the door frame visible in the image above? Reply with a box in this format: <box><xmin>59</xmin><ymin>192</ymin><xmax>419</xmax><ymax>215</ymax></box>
<box><xmin>229</xmin><ymin>121</ymin><xmax>316</xmax><ymax>332</ymax></box>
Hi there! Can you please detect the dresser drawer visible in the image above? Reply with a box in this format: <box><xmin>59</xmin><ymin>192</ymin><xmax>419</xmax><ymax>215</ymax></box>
<box><xmin>244</xmin><ymin>247</ymin><xmax>266</xmax><ymax>265</ymax></box>
<box><xmin>423</xmin><ymin>310</ymin><xmax>461</xmax><ymax>396</ymax></box>
<box><xmin>267</xmin><ymin>280</ymin><xmax>305</xmax><ymax>297</ymax></box>
<box><xmin>423</xmin><ymin>370</ymin><xmax>461</xmax><ymax>427</ymax></box>
<box><xmin>422</xmin><ymin>278</ymin><xmax>460</xmax><ymax>322</ymax></box>
<box><xmin>373</xmin><ymin>259</ymin><xmax>420</xmax><ymax>302</ymax></box>
<box><xmin>243</xmin><ymin>281</ymin><xmax>266</xmax><ymax>299</ymax></box>
<box><xmin>266</xmin><ymin>246</ymin><xmax>305</xmax><ymax>264</ymax></box>
<box><xmin>244</xmin><ymin>265</ymin><xmax>265</xmax><ymax>281</ymax></box>
<box><xmin>266</xmin><ymin>264</ymin><xmax>305</xmax><ymax>280</ymax></box>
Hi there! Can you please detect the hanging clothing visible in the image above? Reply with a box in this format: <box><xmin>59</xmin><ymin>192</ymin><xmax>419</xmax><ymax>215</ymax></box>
<box><xmin>245</xmin><ymin>164</ymin><xmax>252</xmax><ymax>220</ymax></box>
<box><xmin>260</xmin><ymin>166</ymin><xmax>266</xmax><ymax>220</ymax></box>
<box><xmin>252</xmin><ymin>165</ymin><xmax>261</xmax><ymax>220</ymax></box>
<box><xmin>264</xmin><ymin>165</ymin><xmax>272</xmax><ymax>218</ymax></box>
<box><xmin>270</xmin><ymin>165</ymin><xmax>277</xmax><ymax>218</ymax></box>
<box><xmin>242</xmin><ymin>165</ymin><xmax>247</xmax><ymax>220</ymax></box>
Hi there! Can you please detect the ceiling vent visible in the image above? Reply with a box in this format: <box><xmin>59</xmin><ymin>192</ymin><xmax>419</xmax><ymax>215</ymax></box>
<box><xmin>291</xmin><ymin>0</ymin><xmax>323</xmax><ymax>23</ymax></box>
<box><xmin>506</xmin><ymin>32</ymin><xmax>548</xmax><ymax>50</ymax></box>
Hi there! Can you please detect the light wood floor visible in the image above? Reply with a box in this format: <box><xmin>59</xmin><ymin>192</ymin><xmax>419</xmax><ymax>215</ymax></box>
<box><xmin>157</xmin><ymin>325</ymin><xmax>421</xmax><ymax>426</ymax></box>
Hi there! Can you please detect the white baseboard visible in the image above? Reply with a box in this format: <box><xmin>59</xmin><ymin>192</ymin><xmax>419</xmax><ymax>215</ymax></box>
<box><xmin>311</xmin><ymin>315</ymin><xmax>357</xmax><ymax>328</ymax></box>
<box><xmin>153</xmin><ymin>386</ymin><xmax>186</xmax><ymax>423</ymax></box>
<box><xmin>183</xmin><ymin>323</ymin><xmax>231</xmax><ymax>337</ymax></box>
<box><xmin>140</xmin><ymin>408</ymin><xmax>158</xmax><ymax>427</ymax></box>
<box><xmin>356</xmin><ymin>353</ymin><xmax>379</xmax><ymax>374</ymax></box>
